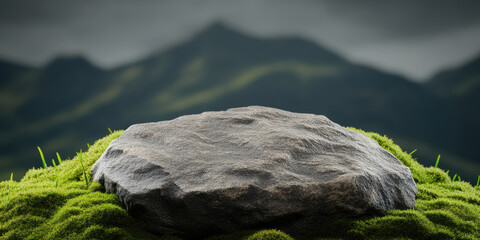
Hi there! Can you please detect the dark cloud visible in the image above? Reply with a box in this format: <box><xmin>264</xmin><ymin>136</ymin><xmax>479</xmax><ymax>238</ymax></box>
<box><xmin>0</xmin><ymin>0</ymin><xmax>78</xmax><ymax>24</ymax></box>
<box><xmin>323</xmin><ymin>0</ymin><xmax>480</xmax><ymax>39</ymax></box>
<box><xmin>0</xmin><ymin>0</ymin><xmax>479</xmax><ymax>80</ymax></box>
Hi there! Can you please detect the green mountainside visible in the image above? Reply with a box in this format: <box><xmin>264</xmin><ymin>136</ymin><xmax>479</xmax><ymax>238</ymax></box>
<box><xmin>0</xmin><ymin>23</ymin><xmax>479</xmax><ymax>183</ymax></box>
<box><xmin>425</xmin><ymin>57</ymin><xmax>480</xmax><ymax>167</ymax></box>
<box><xmin>427</xmin><ymin>57</ymin><xmax>480</xmax><ymax>98</ymax></box>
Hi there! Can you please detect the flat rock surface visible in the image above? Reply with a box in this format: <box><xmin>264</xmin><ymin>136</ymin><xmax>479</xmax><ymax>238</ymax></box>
<box><xmin>92</xmin><ymin>106</ymin><xmax>417</xmax><ymax>238</ymax></box>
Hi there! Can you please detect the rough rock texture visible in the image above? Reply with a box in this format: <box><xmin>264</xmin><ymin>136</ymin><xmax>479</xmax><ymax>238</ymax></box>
<box><xmin>91</xmin><ymin>106</ymin><xmax>417</xmax><ymax>238</ymax></box>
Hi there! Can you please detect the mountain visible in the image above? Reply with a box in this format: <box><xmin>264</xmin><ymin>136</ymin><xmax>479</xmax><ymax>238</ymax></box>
<box><xmin>0</xmin><ymin>56</ymin><xmax>106</xmax><ymax>178</ymax></box>
<box><xmin>0</xmin><ymin>60</ymin><xmax>37</xmax><ymax>133</ymax></box>
<box><xmin>17</xmin><ymin>56</ymin><xmax>105</xmax><ymax>119</ymax></box>
<box><xmin>0</xmin><ymin>22</ymin><xmax>478</xmax><ymax>183</ymax></box>
<box><xmin>0</xmin><ymin>59</ymin><xmax>33</xmax><ymax>88</ymax></box>
<box><xmin>425</xmin><ymin>56</ymin><xmax>480</xmax><ymax>173</ymax></box>
<box><xmin>428</xmin><ymin>56</ymin><xmax>480</xmax><ymax>98</ymax></box>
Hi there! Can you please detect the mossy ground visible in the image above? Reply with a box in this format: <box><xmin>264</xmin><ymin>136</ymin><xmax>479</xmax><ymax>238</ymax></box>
<box><xmin>1</xmin><ymin>129</ymin><xmax>479</xmax><ymax>240</ymax></box>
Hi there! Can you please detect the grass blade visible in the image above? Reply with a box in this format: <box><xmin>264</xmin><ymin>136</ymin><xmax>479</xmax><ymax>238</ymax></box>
<box><xmin>79</xmin><ymin>150</ymin><xmax>89</xmax><ymax>187</ymax></box>
<box><xmin>476</xmin><ymin>175</ymin><xmax>479</xmax><ymax>188</ymax></box>
<box><xmin>37</xmin><ymin>146</ymin><xmax>47</xmax><ymax>169</ymax></box>
<box><xmin>408</xmin><ymin>149</ymin><xmax>417</xmax><ymax>156</ymax></box>
<box><xmin>108</xmin><ymin>128</ymin><xmax>113</xmax><ymax>134</ymax></box>
<box><xmin>52</xmin><ymin>159</ymin><xmax>58</xmax><ymax>188</ymax></box>
<box><xmin>458</xmin><ymin>176</ymin><xmax>461</xmax><ymax>182</ymax></box>
<box><xmin>434</xmin><ymin>154</ymin><xmax>441</xmax><ymax>168</ymax></box>
<box><xmin>7</xmin><ymin>172</ymin><xmax>13</xmax><ymax>202</ymax></box>
<box><xmin>56</xmin><ymin>152</ymin><xmax>62</xmax><ymax>164</ymax></box>
<box><xmin>452</xmin><ymin>174</ymin><xmax>457</xmax><ymax>181</ymax></box>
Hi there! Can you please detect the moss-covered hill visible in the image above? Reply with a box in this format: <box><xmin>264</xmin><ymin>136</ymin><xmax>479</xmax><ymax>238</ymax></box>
<box><xmin>1</xmin><ymin>129</ymin><xmax>479</xmax><ymax>240</ymax></box>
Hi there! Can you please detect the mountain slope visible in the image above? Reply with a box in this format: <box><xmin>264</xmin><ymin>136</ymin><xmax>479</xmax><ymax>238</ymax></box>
<box><xmin>428</xmin><ymin>56</ymin><xmax>480</xmax><ymax>98</ymax></box>
<box><xmin>0</xmin><ymin>56</ymin><xmax>106</xmax><ymax>178</ymax></box>
<box><xmin>425</xmin><ymin>56</ymin><xmax>480</xmax><ymax>174</ymax></box>
<box><xmin>0</xmin><ymin>59</ymin><xmax>34</xmax><ymax>87</ymax></box>
<box><xmin>0</xmin><ymin>23</ymin><xmax>478</xmax><ymax>183</ymax></box>
<box><xmin>0</xmin><ymin>60</ymin><xmax>37</xmax><ymax>118</ymax></box>
<box><xmin>17</xmin><ymin>56</ymin><xmax>106</xmax><ymax>119</ymax></box>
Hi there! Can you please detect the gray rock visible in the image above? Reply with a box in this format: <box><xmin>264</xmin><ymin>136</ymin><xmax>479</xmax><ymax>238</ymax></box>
<box><xmin>91</xmin><ymin>106</ymin><xmax>417</xmax><ymax>238</ymax></box>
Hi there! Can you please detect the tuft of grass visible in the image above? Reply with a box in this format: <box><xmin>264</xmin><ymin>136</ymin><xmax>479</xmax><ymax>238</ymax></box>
<box><xmin>408</xmin><ymin>149</ymin><xmax>417</xmax><ymax>156</ymax></box>
<box><xmin>37</xmin><ymin>146</ymin><xmax>47</xmax><ymax>169</ymax></box>
<box><xmin>56</xmin><ymin>152</ymin><xmax>62</xmax><ymax>165</ymax></box>
<box><xmin>52</xmin><ymin>159</ymin><xmax>59</xmax><ymax>188</ymax></box>
<box><xmin>78</xmin><ymin>150</ymin><xmax>89</xmax><ymax>188</ymax></box>
<box><xmin>7</xmin><ymin>172</ymin><xmax>13</xmax><ymax>202</ymax></box>
<box><xmin>435</xmin><ymin>154</ymin><xmax>441</xmax><ymax>168</ymax></box>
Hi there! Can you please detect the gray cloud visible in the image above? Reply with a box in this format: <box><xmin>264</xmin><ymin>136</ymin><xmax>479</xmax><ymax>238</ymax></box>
<box><xmin>323</xmin><ymin>0</ymin><xmax>480</xmax><ymax>39</ymax></box>
<box><xmin>0</xmin><ymin>0</ymin><xmax>479</xmax><ymax>80</ymax></box>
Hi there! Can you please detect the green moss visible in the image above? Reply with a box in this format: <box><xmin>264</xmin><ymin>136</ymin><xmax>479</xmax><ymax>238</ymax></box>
<box><xmin>245</xmin><ymin>229</ymin><xmax>294</xmax><ymax>240</ymax></box>
<box><xmin>207</xmin><ymin>229</ymin><xmax>294</xmax><ymax>240</ymax></box>
<box><xmin>315</xmin><ymin>128</ymin><xmax>480</xmax><ymax>240</ymax></box>
<box><xmin>1</xmin><ymin>128</ymin><xmax>479</xmax><ymax>240</ymax></box>
<box><xmin>0</xmin><ymin>131</ymin><xmax>162</xmax><ymax>240</ymax></box>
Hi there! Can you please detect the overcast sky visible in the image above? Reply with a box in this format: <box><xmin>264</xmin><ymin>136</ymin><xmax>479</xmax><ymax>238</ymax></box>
<box><xmin>1</xmin><ymin>0</ymin><xmax>479</xmax><ymax>81</ymax></box>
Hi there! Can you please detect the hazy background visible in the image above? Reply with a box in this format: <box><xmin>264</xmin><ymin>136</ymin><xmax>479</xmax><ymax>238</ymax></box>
<box><xmin>1</xmin><ymin>0</ymin><xmax>479</xmax><ymax>183</ymax></box>
<box><xmin>1</xmin><ymin>0</ymin><xmax>480</xmax><ymax>80</ymax></box>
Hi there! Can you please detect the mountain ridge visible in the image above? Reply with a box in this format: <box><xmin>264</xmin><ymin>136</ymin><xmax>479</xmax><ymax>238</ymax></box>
<box><xmin>0</xmin><ymin>22</ymin><xmax>478</xmax><ymax>183</ymax></box>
